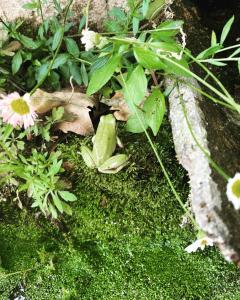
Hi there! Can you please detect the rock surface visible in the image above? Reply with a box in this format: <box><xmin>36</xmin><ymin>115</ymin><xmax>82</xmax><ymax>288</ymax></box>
<box><xmin>168</xmin><ymin>0</ymin><xmax>240</xmax><ymax>263</ymax></box>
<box><xmin>0</xmin><ymin>0</ymin><xmax>126</xmax><ymax>28</ymax></box>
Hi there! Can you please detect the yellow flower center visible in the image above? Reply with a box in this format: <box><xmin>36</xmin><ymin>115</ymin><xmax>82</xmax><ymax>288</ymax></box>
<box><xmin>232</xmin><ymin>179</ymin><xmax>240</xmax><ymax>198</ymax></box>
<box><xmin>200</xmin><ymin>239</ymin><xmax>208</xmax><ymax>247</ymax></box>
<box><xmin>11</xmin><ymin>98</ymin><xmax>30</xmax><ymax>115</ymax></box>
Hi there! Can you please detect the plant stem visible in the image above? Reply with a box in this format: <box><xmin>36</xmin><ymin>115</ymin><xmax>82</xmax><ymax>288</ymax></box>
<box><xmin>200</xmin><ymin>57</ymin><xmax>240</xmax><ymax>62</ymax></box>
<box><xmin>85</xmin><ymin>0</ymin><xmax>92</xmax><ymax>29</ymax></box>
<box><xmin>185</xmin><ymin>51</ymin><xmax>233</xmax><ymax>100</ymax></box>
<box><xmin>159</xmin><ymin>54</ymin><xmax>239</xmax><ymax>111</ymax></box>
<box><xmin>216</xmin><ymin>44</ymin><xmax>240</xmax><ymax>54</ymax></box>
<box><xmin>177</xmin><ymin>83</ymin><xmax>229</xmax><ymax>181</ymax></box>
<box><xmin>37</xmin><ymin>0</ymin><xmax>44</xmax><ymax>26</ymax></box>
<box><xmin>120</xmin><ymin>72</ymin><xmax>199</xmax><ymax>230</ymax></box>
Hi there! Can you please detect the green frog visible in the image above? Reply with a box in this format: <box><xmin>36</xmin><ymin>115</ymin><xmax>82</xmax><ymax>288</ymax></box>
<box><xmin>81</xmin><ymin>114</ymin><xmax>129</xmax><ymax>174</ymax></box>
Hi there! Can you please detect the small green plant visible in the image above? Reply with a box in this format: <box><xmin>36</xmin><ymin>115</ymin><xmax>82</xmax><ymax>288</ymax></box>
<box><xmin>0</xmin><ymin>118</ymin><xmax>76</xmax><ymax>218</ymax></box>
<box><xmin>0</xmin><ymin>0</ymin><xmax>239</xmax><ymax>232</ymax></box>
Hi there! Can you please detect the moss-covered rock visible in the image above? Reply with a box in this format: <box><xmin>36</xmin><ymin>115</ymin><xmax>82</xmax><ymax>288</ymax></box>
<box><xmin>0</xmin><ymin>122</ymin><xmax>240</xmax><ymax>299</ymax></box>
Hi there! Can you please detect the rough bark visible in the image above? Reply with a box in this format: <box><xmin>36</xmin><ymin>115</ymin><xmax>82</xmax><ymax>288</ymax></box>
<box><xmin>168</xmin><ymin>1</ymin><xmax>240</xmax><ymax>263</ymax></box>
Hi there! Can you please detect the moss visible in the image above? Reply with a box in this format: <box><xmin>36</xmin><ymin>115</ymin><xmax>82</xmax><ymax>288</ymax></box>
<box><xmin>0</xmin><ymin>122</ymin><xmax>240</xmax><ymax>299</ymax></box>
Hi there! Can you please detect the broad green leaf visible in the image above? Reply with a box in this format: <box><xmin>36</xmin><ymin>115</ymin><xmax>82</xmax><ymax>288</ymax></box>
<box><xmin>12</xmin><ymin>51</ymin><xmax>22</xmax><ymax>74</ymax></box>
<box><xmin>123</xmin><ymin>65</ymin><xmax>147</xmax><ymax>107</ymax></box>
<box><xmin>126</xmin><ymin>108</ymin><xmax>148</xmax><ymax>133</ymax></box>
<box><xmin>65</xmin><ymin>37</ymin><xmax>80</xmax><ymax>57</ymax></box>
<box><xmin>36</xmin><ymin>62</ymin><xmax>50</xmax><ymax>83</ymax></box>
<box><xmin>133</xmin><ymin>47</ymin><xmax>165</xmax><ymax>70</ymax></box>
<box><xmin>52</xmin><ymin>27</ymin><xmax>63</xmax><ymax>51</ymax></box>
<box><xmin>146</xmin><ymin>0</ymin><xmax>165</xmax><ymax>19</ymax></box>
<box><xmin>87</xmin><ymin>55</ymin><xmax>120</xmax><ymax>95</ymax></box>
<box><xmin>151</xmin><ymin>20</ymin><xmax>184</xmax><ymax>40</ymax></box>
<box><xmin>58</xmin><ymin>191</ymin><xmax>77</xmax><ymax>202</ymax></box>
<box><xmin>18</xmin><ymin>34</ymin><xmax>40</xmax><ymax>49</ymax></box>
<box><xmin>151</xmin><ymin>41</ymin><xmax>180</xmax><ymax>53</ymax></box>
<box><xmin>220</xmin><ymin>15</ymin><xmax>234</xmax><ymax>45</ymax></box>
<box><xmin>52</xmin><ymin>53</ymin><xmax>69</xmax><ymax>69</ymax></box>
<box><xmin>69</xmin><ymin>61</ymin><xmax>82</xmax><ymax>85</ymax></box>
<box><xmin>157</xmin><ymin>20</ymin><xmax>184</xmax><ymax>31</ymax></box>
<box><xmin>162</xmin><ymin>56</ymin><xmax>191</xmax><ymax>77</ymax></box>
<box><xmin>143</xmin><ymin>88</ymin><xmax>165</xmax><ymax>135</ymax></box>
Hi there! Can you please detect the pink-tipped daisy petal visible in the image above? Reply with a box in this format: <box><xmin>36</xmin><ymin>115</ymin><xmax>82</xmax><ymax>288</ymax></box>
<box><xmin>0</xmin><ymin>92</ymin><xmax>37</xmax><ymax>129</ymax></box>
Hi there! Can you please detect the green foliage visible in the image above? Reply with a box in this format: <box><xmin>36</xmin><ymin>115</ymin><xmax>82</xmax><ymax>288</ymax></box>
<box><xmin>32</xmin><ymin>106</ymin><xmax>64</xmax><ymax>141</ymax></box>
<box><xmin>0</xmin><ymin>126</ymin><xmax>240</xmax><ymax>299</ymax></box>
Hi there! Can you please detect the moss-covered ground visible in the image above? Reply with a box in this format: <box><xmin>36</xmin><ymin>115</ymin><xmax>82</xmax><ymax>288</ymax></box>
<box><xmin>0</xmin><ymin>122</ymin><xmax>240</xmax><ymax>299</ymax></box>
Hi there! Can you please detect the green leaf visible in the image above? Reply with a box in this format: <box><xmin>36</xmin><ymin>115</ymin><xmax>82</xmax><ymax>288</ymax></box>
<box><xmin>18</xmin><ymin>34</ymin><xmax>40</xmax><ymax>49</ymax></box>
<box><xmin>157</xmin><ymin>20</ymin><xmax>184</xmax><ymax>31</ymax></box>
<box><xmin>36</xmin><ymin>63</ymin><xmax>50</xmax><ymax>83</ymax></box>
<box><xmin>141</xmin><ymin>0</ymin><xmax>150</xmax><ymax>18</ymax></box>
<box><xmin>22</xmin><ymin>1</ymin><xmax>39</xmax><ymax>10</ymax></box>
<box><xmin>143</xmin><ymin>88</ymin><xmax>166</xmax><ymax>135</ymax></box>
<box><xmin>238</xmin><ymin>60</ymin><xmax>240</xmax><ymax>75</ymax></box>
<box><xmin>132</xmin><ymin>17</ymin><xmax>140</xmax><ymax>36</ymax></box>
<box><xmin>65</xmin><ymin>37</ymin><xmax>80</xmax><ymax>57</ymax></box>
<box><xmin>126</xmin><ymin>109</ymin><xmax>148</xmax><ymax>133</ymax></box>
<box><xmin>87</xmin><ymin>55</ymin><xmax>120</xmax><ymax>95</ymax></box>
<box><xmin>61</xmin><ymin>202</ymin><xmax>72</xmax><ymax>215</ymax></box>
<box><xmin>52</xmin><ymin>107</ymin><xmax>64</xmax><ymax>121</ymax></box>
<box><xmin>52</xmin><ymin>194</ymin><xmax>64</xmax><ymax>213</ymax></box>
<box><xmin>81</xmin><ymin>63</ymin><xmax>88</xmax><ymax>86</ymax></box>
<box><xmin>52</xmin><ymin>27</ymin><xmax>63</xmax><ymax>51</ymax></box>
<box><xmin>133</xmin><ymin>47</ymin><xmax>165</xmax><ymax>70</ymax></box>
<box><xmin>230</xmin><ymin>47</ymin><xmax>240</xmax><ymax>58</ymax></box>
<box><xmin>12</xmin><ymin>51</ymin><xmax>22</xmax><ymax>74</ymax></box>
<box><xmin>146</xmin><ymin>0</ymin><xmax>165</xmax><ymax>19</ymax></box>
<box><xmin>69</xmin><ymin>62</ymin><xmax>82</xmax><ymax>85</ymax></box>
<box><xmin>49</xmin><ymin>202</ymin><xmax>58</xmax><ymax>218</ymax></box>
<box><xmin>58</xmin><ymin>191</ymin><xmax>77</xmax><ymax>202</ymax></box>
<box><xmin>211</xmin><ymin>31</ymin><xmax>217</xmax><ymax>46</ymax></box>
<box><xmin>220</xmin><ymin>15</ymin><xmax>234</xmax><ymax>45</ymax></box>
<box><xmin>205</xmin><ymin>59</ymin><xmax>226</xmax><ymax>67</ymax></box>
<box><xmin>123</xmin><ymin>65</ymin><xmax>147</xmax><ymax>107</ymax></box>
<box><xmin>78</xmin><ymin>16</ymin><xmax>86</xmax><ymax>33</ymax></box>
<box><xmin>162</xmin><ymin>56</ymin><xmax>191</xmax><ymax>77</ymax></box>
<box><xmin>52</xmin><ymin>53</ymin><xmax>69</xmax><ymax>69</ymax></box>
<box><xmin>48</xmin><ymin>160</ymin><xmax>62</xmax><ymax>176</ymax></box>
<box><xmin>151</xmin><ymin>20</ymin><xmax>184</xmax><ymax>40</ymax></box>
<box><xmin>196</xmin><ymin>45</ymin><xmax>221</xmax><ymax>60</ymax></box>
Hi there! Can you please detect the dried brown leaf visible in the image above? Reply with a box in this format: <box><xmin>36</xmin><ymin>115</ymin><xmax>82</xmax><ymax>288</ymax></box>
<box><xmin>101</xmin><ymin>91</ymin><xmax>131</xmax><ymax>121</ymax></box>
<box><xmin>31</xmin><ymin>88</ymin><xmax>96</xmax><ymax>136</ymax></box>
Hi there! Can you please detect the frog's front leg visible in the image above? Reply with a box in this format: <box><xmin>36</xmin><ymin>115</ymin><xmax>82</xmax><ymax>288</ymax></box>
<box><xmin>98</xmin><ymin>154</ymin><xmax>129</xmax><ymax>174</ymax></box>
<box><xmin>81</xmin><ymin>145</ymin><xmax>96</xmax><ymax>169</ymax></box>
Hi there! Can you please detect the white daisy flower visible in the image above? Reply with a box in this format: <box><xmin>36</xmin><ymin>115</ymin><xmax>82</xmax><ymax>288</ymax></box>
<box><xmin>226</xmin><ymin>173</ymin><xmax>240</xmax><ymax>210</ymax></box>
<box><xmin>0</xmin><ymin>92</ymin><xmax>37</xmax><ymax>129</ymax></box>
<box><xmin>81</xmin><ymin>28</ymin><xmax>100</xmax><ymax>51</ymax></box>
<box><xmin>185</xmin><ymin>237</ymin><xmax>214</xmax><ymax>253</ymax></box>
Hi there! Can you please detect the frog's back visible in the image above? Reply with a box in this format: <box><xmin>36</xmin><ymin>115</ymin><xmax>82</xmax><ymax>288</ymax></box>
<box><xmin>93</xmin><ymin>114</ymin><xmax>117</xmax><ymax>165</ymax></box>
